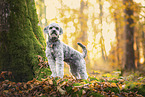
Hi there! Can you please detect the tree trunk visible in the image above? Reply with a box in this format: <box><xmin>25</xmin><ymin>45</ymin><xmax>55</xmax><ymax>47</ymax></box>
<box><xmin>0</xmin><ymin>0</ymin><xmax>48</xmax><ymax>82</ymax></box>
<box><xmin>123</xmin><ymin>0</ymin><xmax>135</xmax><ymax>72</ymax></box>
<box><xmin>99</xmin><ymin>0</ymin><xmax>107</xmax><ymax>61</ymax></box>
<box><xmin>114</xmin><ymin>12</ymin><xmax>120</xmax><ymax>65</ymax></box>
<box><xmin>79</xmin><ymin>0</ymin><xmax>88</xmax><ymax>45</ymax></box>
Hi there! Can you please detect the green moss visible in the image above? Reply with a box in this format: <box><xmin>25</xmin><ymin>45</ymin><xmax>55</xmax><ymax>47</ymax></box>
<box><xmin>26</xmin><ymin>0</ymin><xmax>46</xmax><ymax>47</ymax></box>
<box><xmin>104</xmin><ymin>87</ymin><xmax>119</xmax><ymax>94</ymax></box>
<box><xmin>122</xmin><ymin>84</ymin><xmax>145</xmax><ymax>96</ymax></box>
<box><xmin>0</xmin><ymin>0</ymin><xmax>50</xmax><ymax>82</ymax></box>
<box><xmin>137</xmin><ymin>85</ymin><xmax>145</xmax><ymax>96</ymax></box>
<box><xmin>89</xmin><ymin>92</ymin><xmax>104</xmax><ymax>97</ymax></box>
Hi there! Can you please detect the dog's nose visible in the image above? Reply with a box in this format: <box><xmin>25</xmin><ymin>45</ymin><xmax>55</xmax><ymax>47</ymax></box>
<box><xmin>52</xmin><ymin>30</ymin><xmax>56</xmax><ymax>32</ymax></box>
<box><xmin>52</xmin><ymin>30</ymin><xmax>56</xmax><ymax>34</ymax></box>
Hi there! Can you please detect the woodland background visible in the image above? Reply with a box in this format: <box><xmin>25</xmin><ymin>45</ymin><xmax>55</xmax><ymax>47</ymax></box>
<box><xmin>35</xmin><ymin>0</ymin><xmax>145</xmax><ymax>74</ymax></box>
<box><xmin>0</xmin><ymin>0</ymin><xmax>145</xmax><ymax>96</ymax></box>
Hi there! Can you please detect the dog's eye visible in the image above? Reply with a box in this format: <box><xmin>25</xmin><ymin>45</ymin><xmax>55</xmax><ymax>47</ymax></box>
<box><xmin>49</xmin><ymin>27</ymin><xmax>53</xmax><ymax>29</ymax></box>
<box><xmin>55</xmin><ymin>27</ymin><xmax>59</xmax><ymax>30</ymax></box>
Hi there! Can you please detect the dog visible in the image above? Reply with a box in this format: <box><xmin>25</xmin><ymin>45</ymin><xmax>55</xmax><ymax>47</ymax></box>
<box><xmin>44</xmin><ymin>23</ymin><xmax>88</xmax><ymax>79</ymax></box>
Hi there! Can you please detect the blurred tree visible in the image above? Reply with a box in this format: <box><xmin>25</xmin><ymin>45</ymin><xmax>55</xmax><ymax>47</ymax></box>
<box><xmin>0</xmin><ymin>0</ymin><xmax>49</xmax><ymax>82</ymax></box>
<box><xmin>123</xmin><ymin>0</ymin><xmax>135</xmax><ymax>71</ymax></box>
<box><xmin>78</xmin><ymin>0</ymin><xmax>90</xmax><ymax>67</ymax></box>
<box><xmin>109</xmin><ymin>0</ymin><xmax>144</xmax><ymax>72</ymax></box>
<box><xmin>99</xmin><ymin>0</ymin><xmax>107</xmax><ymax>61</ymax></box>
<box><xmin>134</xmin><ymin>5</ymin><xmax>145</xmax><ymax>69</ymax></box>
<box><xmin>79</xmin><ymin>0</ymin><xmax>88</xmax><ymax>46</ymax></box>
<box><xmin>114</xmin><ymin>11</ymin><xmax>121</xmax><ymax>66</ymax></box>
<box><xmin>109</xmin><ymin>1</ymin><xmax>125</xmax><ymax>69</ymax></box>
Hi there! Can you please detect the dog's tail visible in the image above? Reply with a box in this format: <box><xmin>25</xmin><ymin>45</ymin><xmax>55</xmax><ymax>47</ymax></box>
<box><xmin>77</xmin><ymin>42</ymin><xmax>87</xmax><ymax>58</ymax></box>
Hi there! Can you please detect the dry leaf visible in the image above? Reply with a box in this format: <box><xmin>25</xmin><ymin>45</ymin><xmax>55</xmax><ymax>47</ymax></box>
<box><xmin>48</xmin><ymin>79</ymin><xmax>53</xmax><ymax>85</ymax></box>
<box><xmin>57</xmin><ymin>86</ymin><xmax>66</xmax><ymax>95</ymax></box>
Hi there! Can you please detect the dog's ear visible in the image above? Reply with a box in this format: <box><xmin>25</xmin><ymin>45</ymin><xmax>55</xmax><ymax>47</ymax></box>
<box><xmin>59</xmin><ymin>27</ymin><xmax>63</xmax><ymax>35</ymax></box>
<box><xmin>44</xmin><ymin>26</ymin><xmax>49</xmax><ymax>34</ymax></box>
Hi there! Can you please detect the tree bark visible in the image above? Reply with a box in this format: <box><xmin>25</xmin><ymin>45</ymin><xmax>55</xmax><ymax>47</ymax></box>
<box><xmin>0</xmin><ymin>0</ymin><xmax>48</xmax><ymax>82</ymax></box>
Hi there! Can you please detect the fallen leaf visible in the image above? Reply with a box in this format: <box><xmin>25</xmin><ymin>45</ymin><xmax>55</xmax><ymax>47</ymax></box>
<box><xmin>43</xmin><ymin>86</ymin><xmax>49</xmax><ymax>92</ymax></box>
<box><xmin>82</xmin><ymin>90</ymin><xmax>86</xmax><ymax>95</ymax></box>
<box><xmin>57</xmin><ymin>86</ymin><xmax>66</xmax><ymax>95</ymax></box>
<box><xmin>48</xmin><ymin>79</ymin><xmax>53</xmax><ymax>85</ymax></box>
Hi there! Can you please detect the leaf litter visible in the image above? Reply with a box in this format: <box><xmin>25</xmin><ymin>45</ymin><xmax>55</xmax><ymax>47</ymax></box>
<box><xmin>0</xmin><ymin>73</ymin><xmax>144</xmax><ymax>97</ymax></box>
<box><xmin>0</xmin><ymin>56</ymin><xmax>145</xmax><ymax>97</ymax></box>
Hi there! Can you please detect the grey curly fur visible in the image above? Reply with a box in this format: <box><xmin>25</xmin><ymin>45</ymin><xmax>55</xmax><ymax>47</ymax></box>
<box><xmin>44</xmin><ymin>23</ymin><xmax>88</xmax><ymax>79</ymax></box>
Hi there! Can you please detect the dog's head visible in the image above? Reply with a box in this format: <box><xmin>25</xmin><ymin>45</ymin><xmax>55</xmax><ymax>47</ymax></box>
<box><xmin>44</xmin><ymin>23</ymin><xmax>63</xmax><ymax>39</ymax></box>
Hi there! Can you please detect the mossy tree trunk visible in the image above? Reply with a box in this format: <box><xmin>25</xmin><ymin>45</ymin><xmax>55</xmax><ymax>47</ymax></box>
<box><xmin>0</xmin><ymin>0</ymin><xmax>50</xmax><ymax>82</ymax></box>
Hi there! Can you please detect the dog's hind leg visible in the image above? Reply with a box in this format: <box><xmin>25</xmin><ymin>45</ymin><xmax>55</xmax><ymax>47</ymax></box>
<box><xmin>77</xmin><ymin>60</ymin><xmax>88</xmax><ymax>80</ymax></box>
<box><xmin>69</xmin><ymin>64</ymin><xmax>80</xmax><ymax>79</ymax></box>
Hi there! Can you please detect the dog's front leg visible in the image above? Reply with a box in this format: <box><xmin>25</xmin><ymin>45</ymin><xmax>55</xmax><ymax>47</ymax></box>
<box><xmin>55</xmin><ymin>48</ymin><xmax>64</xmax><ymax>78</ymax></box>
<box><xmin>56</xmin><ymin>58</ymin><xmax>64</xmax><ymax>78</ymax></box>
<box><xmin>47</xmin><ymin>57</ymin><xmax>57</xmax><ymax>78</ymax></box>
<box><xmin>46</xmin><ymin>47</ymin><xmax>57</xmax><ymax>77</ymax></box>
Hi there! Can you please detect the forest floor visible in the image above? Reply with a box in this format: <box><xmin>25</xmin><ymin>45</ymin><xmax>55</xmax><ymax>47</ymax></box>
<box><xmin>0</xmin><ymin>70</ymin><xmax>145</xmax><ymax>97</ymax></box>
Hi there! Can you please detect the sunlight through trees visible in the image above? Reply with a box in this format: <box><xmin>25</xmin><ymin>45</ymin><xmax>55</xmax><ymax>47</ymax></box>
<box><xmin>34</xmin><ymin>0</ymin><xmax>145</xmax><ymax>74</ymax></box>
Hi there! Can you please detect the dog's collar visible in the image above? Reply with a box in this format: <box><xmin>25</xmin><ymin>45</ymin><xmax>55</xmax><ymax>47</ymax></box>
<box><xmin>47</xmin><ymin>40</ymin><xmax>60</xmax><ymax>48</ymax></box>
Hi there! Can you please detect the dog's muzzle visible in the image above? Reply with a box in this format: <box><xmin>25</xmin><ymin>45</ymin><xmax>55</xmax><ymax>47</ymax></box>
<box><xmin>50</xmin><ymin>30</ymin><xmax>58</xmax><ymax>37</ymax></box>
